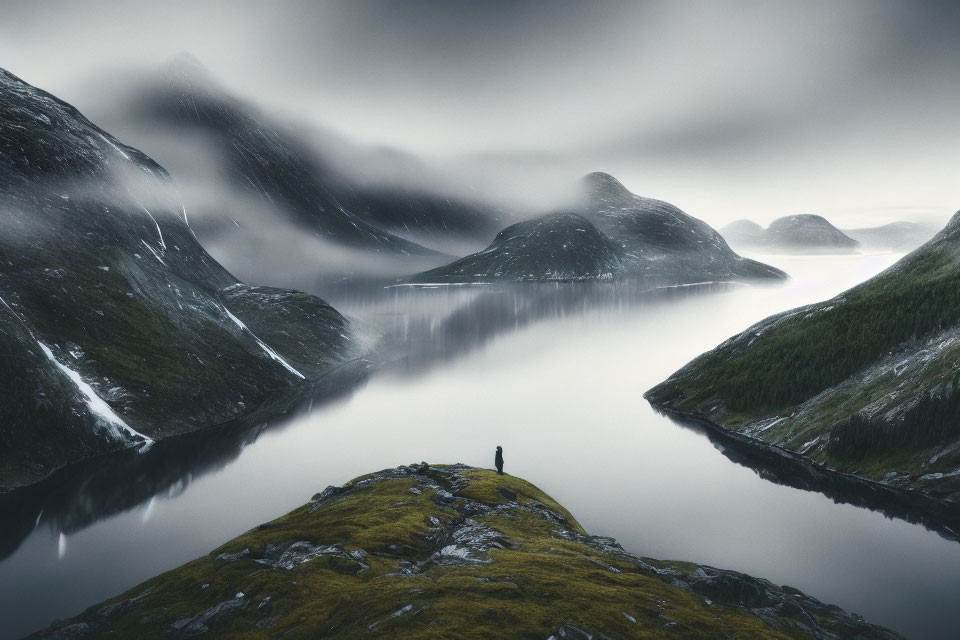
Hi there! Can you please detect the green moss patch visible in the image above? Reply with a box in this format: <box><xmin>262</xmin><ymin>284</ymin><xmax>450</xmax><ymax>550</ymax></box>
<box><xmin>30</xmin><ymin>464</ymin><xmax>900</xmax><ymax>640</ymax></box>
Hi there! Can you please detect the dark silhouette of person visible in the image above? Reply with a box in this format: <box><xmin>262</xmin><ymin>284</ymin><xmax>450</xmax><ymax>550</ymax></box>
<box><xmin>495</xmin><ymin>446</ymin><xmax>504</xmax><ymax>475</ymax></box>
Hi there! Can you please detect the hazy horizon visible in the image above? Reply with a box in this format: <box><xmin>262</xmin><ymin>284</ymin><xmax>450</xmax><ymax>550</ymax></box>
<box><xmin>1</xmin><ymin>0</ymin><xmax>957</xmax><ymax>228</ymax></box>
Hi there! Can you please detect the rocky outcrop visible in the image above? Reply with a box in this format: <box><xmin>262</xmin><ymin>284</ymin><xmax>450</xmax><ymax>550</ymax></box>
<box><xmin>30</xmin><ymin>464</ymin><xmax>901</xmax><ymax>639</ymax></box>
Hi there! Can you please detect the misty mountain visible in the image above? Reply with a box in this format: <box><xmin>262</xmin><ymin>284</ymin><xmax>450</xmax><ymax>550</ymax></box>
<box><xmin>88</xmin><ymin>56</ymin><xmax>507</xmax><ymax>284</ymax></box>
<box><xmin>646</xmin><ymin>211</ymin><xmax>960</xmax><ymax>500</ymax></box>
<box><xmin>413</xmin><ymin>173</ymin><xmax>785</xmax><ymax>284</ymax></box>
<box><xmin>578</xmin><ymin>173</ymin><xmax>785</xmax><ymax>280</ymax></box>
<box><xmin>0</xmin><ymin>68</ymin><xmax>356</xmax><ymax>491</ymax></box>
<box><xmin>412</xmin><ymin>212</ymin><xmax>622</xmax><ymax>282</ymax></box>
<box><xmin>842</xmin><ymin>221</ymin><xmax>939</xmax><ymax>252</ymax></box>
<box><xmin>722</xmin><ymin>215</ymin><xmax>859</xmax><ymax>252</ymax></box>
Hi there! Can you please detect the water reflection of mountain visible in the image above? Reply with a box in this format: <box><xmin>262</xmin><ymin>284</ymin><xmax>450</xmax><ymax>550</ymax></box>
<box><xmin>0</xmin><ymin>360</ymin><xmax>373</xmax><ymax>562</ymax></box>
<box><xmin>357</xmin><ymin>280</ymin><xmax>748</xmax><ymax>376</ymax></box>
<box><xmin>660</xmin><ymin>409</ymin><xmax>960</xmax><ymax>543</ymax></box>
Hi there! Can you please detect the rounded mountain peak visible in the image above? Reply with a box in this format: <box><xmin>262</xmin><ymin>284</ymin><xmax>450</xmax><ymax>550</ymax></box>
<box><xmin>770</xmin><ymin>214</ymin><xmax>832</xmax><ymax>226</ymax></box>
<box><xmin>766</xmin><ymin>214</ymin><xmax>858</xmax><ymax>248</ymax></box>
<box><xmin>580</xmin><ymin>172</ymin><xmax>632</xmax><ymax>200</ymax></box>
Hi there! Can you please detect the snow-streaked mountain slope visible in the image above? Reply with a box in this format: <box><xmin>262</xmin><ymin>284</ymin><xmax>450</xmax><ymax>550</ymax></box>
<box><xmin>0</xmin><ymin>68</ymin><xmax>355</xmax><ymax>491</ymax></box>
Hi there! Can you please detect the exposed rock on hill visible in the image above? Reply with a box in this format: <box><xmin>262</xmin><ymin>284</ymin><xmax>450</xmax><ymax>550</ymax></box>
<box><xmin>29</xmin><ymin>464</ymin><xmax>901</xmax><ymax>639</ymax></box>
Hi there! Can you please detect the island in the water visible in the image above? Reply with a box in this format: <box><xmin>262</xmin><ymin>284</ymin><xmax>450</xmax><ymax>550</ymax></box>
<box><xmin>722</xmin><ymin>215</ymin><xmax>859</xmax><ymax>253</ymax></box>
<box><xmin>412</xmin><ymin>173</ymin><xmax>785</xmax><ymax>284</ymax></box>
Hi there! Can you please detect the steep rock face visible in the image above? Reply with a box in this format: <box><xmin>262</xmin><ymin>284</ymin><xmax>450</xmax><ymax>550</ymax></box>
<box><xmin>646</xmin><ymin>212</ymin><xmax>960</xmax><ymax>499</ymax></box>
<box><xmin>411</xmin><ymin>213</ymin><xmax>622</xmax><ymax>282</ymax></box>
<box><xmin>765</xmin><ymin>215</ymin><xmax>858</xmax><ymax>250</ymax></box>
<box><xmin>29</xmin><ymin>464</ymin><xmax>900</xmax><ymax>640</ymax></box>
<box><xmin>0</xmin><ymin>68</ymin><xmax>353</xmax><ymax>490</ymax></box>
<box><xmin>578</xmin><ymin>173</ymin><xmax>785</xmax><ymax>281</ymax></box>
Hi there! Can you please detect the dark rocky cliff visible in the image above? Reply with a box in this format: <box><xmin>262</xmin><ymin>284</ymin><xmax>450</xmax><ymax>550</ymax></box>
<box><xmin>0</xmin><ymin>68</ymin><xmax>355</xmax><ymax>491</ymax></box>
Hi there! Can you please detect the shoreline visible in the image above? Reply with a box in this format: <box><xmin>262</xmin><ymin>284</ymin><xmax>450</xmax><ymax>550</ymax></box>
<box><xmin>647</xmin><ymin>403</ymin><xmax>960</xmax><ymax>542</ymax></box>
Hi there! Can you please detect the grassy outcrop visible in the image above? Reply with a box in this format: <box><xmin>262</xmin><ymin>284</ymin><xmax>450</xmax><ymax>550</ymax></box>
<box><xmin>30</xmin><ymin>464</ymin><xmax>900</xmax><ymax>639</ymax></box>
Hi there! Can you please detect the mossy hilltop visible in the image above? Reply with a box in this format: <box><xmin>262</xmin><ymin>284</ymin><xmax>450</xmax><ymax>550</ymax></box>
<box><xmin>30</xmin><ymin>464</ymin><xmax>899</xmax><ymax>639</ymax></box>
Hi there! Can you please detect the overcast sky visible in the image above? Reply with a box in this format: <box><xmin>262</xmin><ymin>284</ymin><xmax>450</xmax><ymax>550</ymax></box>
<box><xmin>1</xmin><ymin>0</ymin><xmax>957</xmax><ymax>226</ymax></box>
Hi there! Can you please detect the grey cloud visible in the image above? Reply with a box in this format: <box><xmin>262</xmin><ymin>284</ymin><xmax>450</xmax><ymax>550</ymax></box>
<box><xmin>0</xmin><ymin>0</ymin><xmax>957</xmax><ymax>227</ymax></box>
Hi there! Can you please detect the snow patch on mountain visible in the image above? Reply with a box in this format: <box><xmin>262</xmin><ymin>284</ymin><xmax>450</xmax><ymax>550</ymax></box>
<box><xmin>37</xmin><ymin>341</ymin><xmax>153</xmax><ymax>450</ymax></box>
<box><xmin>221</xmin><ymin>307</ymin><xmax>305</xmax><ymax>379</ymax></box>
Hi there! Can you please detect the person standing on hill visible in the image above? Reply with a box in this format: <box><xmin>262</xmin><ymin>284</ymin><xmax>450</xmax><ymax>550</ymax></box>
<box><xmin>495</xmin><ymin>446</ymin><xmax>504</xmax><ymax>475</ymax></box>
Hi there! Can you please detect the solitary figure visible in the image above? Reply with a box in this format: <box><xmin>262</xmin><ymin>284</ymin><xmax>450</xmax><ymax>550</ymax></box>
<box><xmin>495</xmin><ymin>446</ymin><xmax>504</xmax><ymax>475</ymax></box>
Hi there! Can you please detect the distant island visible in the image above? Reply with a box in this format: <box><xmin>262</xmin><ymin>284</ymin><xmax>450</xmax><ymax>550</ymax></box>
<box><xmin>412</xmin><ymin>173</ymin><xmax>786</xmax><ymax>284</ymax></box>
<box><xmin>722</xmin><ymin>214</ymin><xmax>859</xmax><ymax>252</ymax></box>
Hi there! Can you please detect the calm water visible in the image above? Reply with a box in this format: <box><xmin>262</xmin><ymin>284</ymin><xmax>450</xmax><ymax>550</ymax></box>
<box><xmin>2</xmin><ymin>251</ymin><xmax>960</xmax><ymax>639</ymax></box>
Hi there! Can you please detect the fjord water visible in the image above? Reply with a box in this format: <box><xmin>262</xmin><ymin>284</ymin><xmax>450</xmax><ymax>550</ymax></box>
<box><xmin>2</xmin><ymin>252</ymin><xmax>959</xmax><ymax>639</ymax></box>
